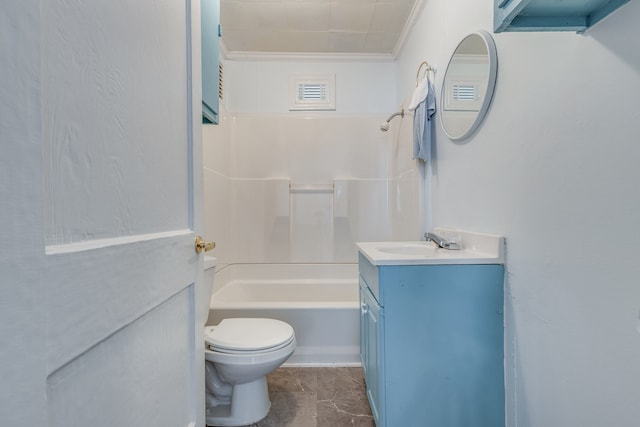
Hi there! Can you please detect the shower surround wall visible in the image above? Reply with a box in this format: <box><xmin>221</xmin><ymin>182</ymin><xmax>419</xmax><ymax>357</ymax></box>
<box><xmin>204</xmin><ymin>111</ymin><xmax>420</xmax><ymax>265</ymax></box>
<box><xmin>204</xmin><ymin>59</ymin><xmax>422</xmax><ymax>266</ymax></box>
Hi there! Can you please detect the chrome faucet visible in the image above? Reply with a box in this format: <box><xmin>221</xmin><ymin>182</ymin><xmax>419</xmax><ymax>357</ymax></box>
<box><xmin>424</xmin><ymin>232</ymin><xmax>460</xmax><ymax>250</ymax></box>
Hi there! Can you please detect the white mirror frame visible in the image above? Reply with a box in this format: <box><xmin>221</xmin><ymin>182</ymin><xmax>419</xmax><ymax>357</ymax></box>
<box><xmin>440</xmin><ymin>30</ymin><xmax>498</xmax><ymax>141</ymax></box>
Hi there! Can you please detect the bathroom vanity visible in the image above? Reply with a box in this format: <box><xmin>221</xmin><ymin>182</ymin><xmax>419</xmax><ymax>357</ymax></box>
<box><xmin>357</xmin><ymin>229</ymin><xmax>505</xmax><ymax>427</ymax></box>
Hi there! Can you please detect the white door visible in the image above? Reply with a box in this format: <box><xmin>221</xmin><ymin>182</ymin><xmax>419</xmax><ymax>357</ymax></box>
<box><xmin>1</xmin><ymin>1</ymin><xmax>208</xmax><ymax>426</ymax></box>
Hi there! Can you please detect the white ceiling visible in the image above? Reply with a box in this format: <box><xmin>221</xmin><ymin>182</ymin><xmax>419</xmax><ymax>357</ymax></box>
<box><xmin>220</xmin><ymin>0</ymin><xmax>420</xmax><ymax>59</ymax></box>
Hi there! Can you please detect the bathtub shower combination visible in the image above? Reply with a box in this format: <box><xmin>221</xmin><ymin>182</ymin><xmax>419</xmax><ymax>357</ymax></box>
<box><xmin>204</xmin><ymin>113</ymin><xmax>422</xmax><ymax>368</ymax></box>
<box><xmin>207</xmin><ymin>262</ymin><xmax>360</xmax><ymax>366</ymax></box>
<box><xmin>204</xmin><ymin>179</ymin><xmax>416</xmax><ymax>366</ymax></box>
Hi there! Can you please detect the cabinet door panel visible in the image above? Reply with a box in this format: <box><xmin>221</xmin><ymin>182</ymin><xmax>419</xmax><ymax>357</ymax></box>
<box><xmin>359</xmin><ymin>279</ymin><xmax>367</xmax><ymax>375</ymax></box>
<box><xmin>363</xmin><ymin>284</ymin><xmax>384</xmax><ymax>426</ymax></box>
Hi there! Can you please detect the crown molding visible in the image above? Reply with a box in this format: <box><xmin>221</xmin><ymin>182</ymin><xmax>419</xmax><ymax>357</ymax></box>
<box><xmin>220</xmin><ymin>41</ymin><xmax>395</xmax><ymax>62</ymax></box>
<box><xmin>392</xmin><ymin>0</ymin><xmax>427</xmax><ymax>60</ymax></box>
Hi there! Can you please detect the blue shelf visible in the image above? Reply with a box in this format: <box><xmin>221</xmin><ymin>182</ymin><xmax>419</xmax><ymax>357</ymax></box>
<box><xmin>495</xmin><ymin>0</ymin><xmax>630</xmax><ymax>33</ymax></box>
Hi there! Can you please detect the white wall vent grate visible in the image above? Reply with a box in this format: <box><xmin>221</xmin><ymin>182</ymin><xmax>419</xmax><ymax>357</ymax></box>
<box><xmin>444</xmin><ymin>79</ymin><xmax>483</xmax><ymax>112</ymax></box>
<box><xmin>452</xmin><ymin>84</ymin><xmax>476</xmax><ymax>102</ymax></box>
<box><xmin>218</xmin><ymin>62</ymin><xmax>224</xmax><ymax>100</ymax></box>
<box><xmin>298</xmin><ymin>83</ymin><xmax>326</xmax><ymax>101</ymax></box>
<box><xmin>289</xmin><ymin>74</ymin><xmax>336</xmax><ymax>111</ymax></box>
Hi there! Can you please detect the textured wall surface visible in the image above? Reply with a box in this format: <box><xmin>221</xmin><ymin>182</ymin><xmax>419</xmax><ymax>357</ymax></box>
<box><xmin>397</xmin><ymin>1</ymin><xmax>640</xmax><ymax>425</ymax></box>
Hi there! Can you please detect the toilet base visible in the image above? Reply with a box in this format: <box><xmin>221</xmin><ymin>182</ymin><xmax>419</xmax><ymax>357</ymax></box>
<box><xmin>206</xmin><ymin>376</ymin><xmax>271</xmax><ymax>427</ymax></box>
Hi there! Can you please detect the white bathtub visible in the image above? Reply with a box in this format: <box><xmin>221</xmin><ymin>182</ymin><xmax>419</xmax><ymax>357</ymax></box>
<box><xmin>207</xmin><ymin>263</ymin><xmax>360</xmax><ymax>366</ymax></box>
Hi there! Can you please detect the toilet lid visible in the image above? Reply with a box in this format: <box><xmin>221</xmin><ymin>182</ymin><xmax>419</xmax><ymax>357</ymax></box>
<box><xmin>205</xmin><ymin>318</ymin><xmax>295</xmax><ymax>352</ymax></box>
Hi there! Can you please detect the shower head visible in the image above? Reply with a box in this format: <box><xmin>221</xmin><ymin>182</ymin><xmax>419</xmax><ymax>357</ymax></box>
<box><xmin>379</xmin><ymin>109</ymin><xmax>405</xmax><ymax>132</ymax></box>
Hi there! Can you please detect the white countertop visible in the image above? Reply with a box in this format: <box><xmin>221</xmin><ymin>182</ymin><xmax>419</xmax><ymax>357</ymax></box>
<box><xmin>356</xmin><ymin>228</ymin><xmax>505</xmax><ymax>266</ymax></box>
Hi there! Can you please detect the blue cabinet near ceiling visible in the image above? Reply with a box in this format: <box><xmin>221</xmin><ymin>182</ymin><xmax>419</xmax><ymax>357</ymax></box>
<box><xmin>358</xmin><ymin>253</ymin><xmax>505</xmax><ymax>427</ymax></box>
<box><xmin>494</xmin><ymin>0</ymin><xmax>630</xmax><ymax>33</ymax></box>
<box><xmin>201</xmin><ymin>0</ymin><xmax>220</xmax><ymax>124</ymax></box>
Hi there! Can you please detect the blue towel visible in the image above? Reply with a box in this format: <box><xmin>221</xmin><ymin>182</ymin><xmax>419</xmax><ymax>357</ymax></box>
<box><xmin>413</xmin><ymin>79</ymin><xmax>436</xmax><ymax>162</ymax></box>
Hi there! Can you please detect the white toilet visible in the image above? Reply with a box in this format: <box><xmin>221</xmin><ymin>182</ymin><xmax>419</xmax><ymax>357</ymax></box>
<box><xmin>203</xmin><ymin>259</ymin><xmax>296</xmax><ymax>427</ymax></box>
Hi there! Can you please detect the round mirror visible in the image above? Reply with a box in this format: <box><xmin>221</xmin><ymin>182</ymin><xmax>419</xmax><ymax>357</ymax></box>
<box><xmin>440</xmin><ymin>31</ymin><xmax>497</xmax><ymax>140</ymax></box>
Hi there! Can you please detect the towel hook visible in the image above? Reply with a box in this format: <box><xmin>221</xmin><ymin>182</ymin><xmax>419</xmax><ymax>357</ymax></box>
<box><xmin>416</xmin><ymin>61</ymin><xmax>433</xmax><ymax>86</ymax></box>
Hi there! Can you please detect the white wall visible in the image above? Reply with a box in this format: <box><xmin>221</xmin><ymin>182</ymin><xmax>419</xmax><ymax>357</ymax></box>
<box><xmin>223</xmin><ymin>59</ymin><xmax>396</xmax><ymax>113</ymax></box>
<box><xmin>398</xmin><ymin>1</ymin><xmax>640</xmax><ymax>426</ymax></box>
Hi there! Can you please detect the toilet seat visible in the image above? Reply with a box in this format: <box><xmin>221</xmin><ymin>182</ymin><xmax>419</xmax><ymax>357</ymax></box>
<box><xmin>205</xmin><ymin>318</ymin><xmax>295</xmax><ymax>354</ymax></box>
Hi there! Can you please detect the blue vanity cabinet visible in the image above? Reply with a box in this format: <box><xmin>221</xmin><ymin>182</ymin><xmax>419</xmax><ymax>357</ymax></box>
<box><xmin>494</xmin><ymin>0</ymin><xmax>630</xmax><ymax>33</ymax></box>
<box><xmin>358</xmin><ymin>253</ymin><xmax>505</xmax><ymax>427</ymax></box>
<box><xmin>201</xmin><ymin>0</ymin><xmax>220</xmax><ymax>124</ymax></box>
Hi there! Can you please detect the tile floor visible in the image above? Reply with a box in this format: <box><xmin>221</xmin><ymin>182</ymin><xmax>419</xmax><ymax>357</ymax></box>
<box><xmin>245</xmin><ymin>367</ymin><xmax>375</xmax><ymax>427</ymax></box>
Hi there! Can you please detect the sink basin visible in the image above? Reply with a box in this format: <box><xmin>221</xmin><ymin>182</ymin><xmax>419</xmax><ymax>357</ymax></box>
<box><xmin>376</xmin><ymin>243</ymin><xmax>438</xmax><ymax>256</ymax></box>
<box><xmin>356</xmin><ymin>229</ymin><xmax>505</xmax><ymax>266</ymax></box>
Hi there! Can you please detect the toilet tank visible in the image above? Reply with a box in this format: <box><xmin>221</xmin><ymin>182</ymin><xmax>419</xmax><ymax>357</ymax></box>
<box><xmin>204</xmin><ymin>255</ymin><xmax>216</xmax><ymax>275</ymax></box>
<box><xmin>203</xmin><ymin>255</ymin><xmax>216</xmax><ymax>316</ymax></box>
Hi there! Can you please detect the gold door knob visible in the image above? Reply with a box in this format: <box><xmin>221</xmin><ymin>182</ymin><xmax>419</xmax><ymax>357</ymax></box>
<box><xmin>195</xmin><ymin>236</ymin><xmax>215</xmax><ymax>253</ymax></box>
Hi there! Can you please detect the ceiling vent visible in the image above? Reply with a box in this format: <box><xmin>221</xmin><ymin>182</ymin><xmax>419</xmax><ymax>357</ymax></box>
<box><xmin>289</xmin><ymin>74</ymin><xmax>336</xmax><ymax>111</ymax></box>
